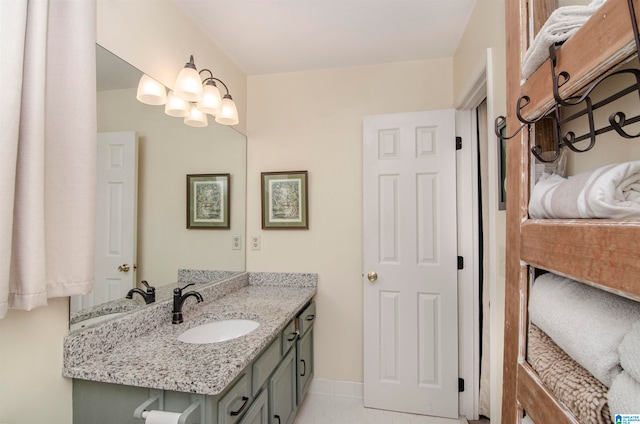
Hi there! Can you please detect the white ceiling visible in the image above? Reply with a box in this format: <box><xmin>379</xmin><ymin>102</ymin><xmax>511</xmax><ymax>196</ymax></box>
<box><xmin>174</xmin><ymin>0</ymin><xmax>478</xmax><ymax>76</ymax></box>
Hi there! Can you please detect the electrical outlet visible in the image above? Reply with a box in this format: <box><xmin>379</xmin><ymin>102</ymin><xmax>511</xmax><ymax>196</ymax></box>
<box><xmin>232</xmin><ymin>235</ymin><xmax>242</xmax><ymax>250</ymax></box>
<box><xmin>251</xmin><ymin>235</ymin><xmax>261</xmax><ymax>250</ymax></box>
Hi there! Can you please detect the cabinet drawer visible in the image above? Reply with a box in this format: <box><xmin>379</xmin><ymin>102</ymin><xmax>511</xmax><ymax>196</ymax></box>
<box><xmin>252</xmin><ymin>338</ymin><xmax>281</xmax><ymax>395</ymax></box>
<box><xmin>296</xmin><ymin>302</ymin><xmax>316</xmax><ymax>336</ymax></box>
<box><xmin>219</xmin><ymin>374</ymin><xmax>251</xmax><ymax>424</ymax></box>
<box><xmin>281</xmin><ymin>320</ymin><xmax>297</xmax><ymax>355</ymax></box>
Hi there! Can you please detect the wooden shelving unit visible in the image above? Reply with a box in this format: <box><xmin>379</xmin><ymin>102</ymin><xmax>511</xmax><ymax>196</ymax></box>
<box><xmin>502</xmin><ymin>0</ymin><xmax>640</xmax><ymax>422</ymax></box>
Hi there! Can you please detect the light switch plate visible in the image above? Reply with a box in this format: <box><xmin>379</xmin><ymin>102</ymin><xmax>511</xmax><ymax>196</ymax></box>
<box><xmin>251</xmin><ymin>235</ymin><xmax>261</xmax><ymax>250</ymax></box>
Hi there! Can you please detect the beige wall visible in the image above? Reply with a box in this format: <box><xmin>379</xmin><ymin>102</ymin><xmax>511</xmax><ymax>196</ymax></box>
<box><xmin>0</xmin><ymin>299</ymin><xmax>72</xmax><ymax>423</ymax></box>
<box><xmin>453</xmin><ymin>0</ymin><xmax>507</xmax><ymax>422</ymax></box>
<box><xmin>246</xmin><ymin>59</ymin><xmax>454</xmax><ymax>382</ymax></box>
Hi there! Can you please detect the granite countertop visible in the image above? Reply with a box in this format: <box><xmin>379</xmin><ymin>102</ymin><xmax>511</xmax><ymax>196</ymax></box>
<box><xmin>63</xmin><ymin>272</ymin><xmax>317</xmax><ymax>396</ymax></box>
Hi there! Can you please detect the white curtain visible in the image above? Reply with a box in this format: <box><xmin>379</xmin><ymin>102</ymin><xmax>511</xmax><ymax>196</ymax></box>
<box><xmin>0</xmin><ymin>0</ymin><xmax>97</xmax><ymax>318</ymax></box>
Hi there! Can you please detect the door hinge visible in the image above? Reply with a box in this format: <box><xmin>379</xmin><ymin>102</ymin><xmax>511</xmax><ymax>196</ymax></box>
<box><xmin>458</xmin><ymin>378</ymin><xmax>465</xmax><ymax>392</ymax></box>
<box><xmin>457</xmin><ymin>256</ymin><xmax>464</xmax><ymax>270</ymax></box>
<box><xmin>455</xmin><ymin>136</ymin><xmax>462</xmax><ymax>150</ymax></box>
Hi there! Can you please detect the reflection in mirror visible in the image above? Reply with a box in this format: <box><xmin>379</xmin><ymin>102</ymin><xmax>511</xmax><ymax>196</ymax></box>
<box><xmin>69</xmin><ymin>45</ymin><xmax>246</xmax><ymax>330</ymax></box>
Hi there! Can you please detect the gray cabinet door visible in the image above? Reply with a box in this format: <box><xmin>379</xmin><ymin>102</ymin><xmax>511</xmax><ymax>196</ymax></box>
<box><xmin>239</xmin><ymin>389</ymin><xmax>268</xmax><ymax>424</ymax></box>
<box><xmin>296</xmin><ymin>325</ymin><xmax>313</xmax><ymax>405</ymax></box>
<box><xmin>219</xmin><ymin>374</ymin><xmax>251</xmax><ymax>424</ymax></box>
<box><xmin>269</xmin><ymin>348</ymin><xmax>297</xmax><ymax>424</ymax></box>
<box><xmin>73</xmin><ymin>380</ymin><xmax>151</xmax><ymax>424</ymax></box>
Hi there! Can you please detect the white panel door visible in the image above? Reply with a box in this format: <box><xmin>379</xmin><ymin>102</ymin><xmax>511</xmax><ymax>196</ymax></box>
<box><xmin>71</xmin><ymin>132</ymin><xmax>138</xmax><ymax>313</ymax></box>
<box><xmin>363</xmin><ymin>110</ymin><xmax>459</xmax><ymax>418</ymax></box>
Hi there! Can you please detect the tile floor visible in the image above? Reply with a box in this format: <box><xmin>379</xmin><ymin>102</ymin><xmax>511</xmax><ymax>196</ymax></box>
<box><xmin>295</xmin><ymin>392</ymin><xmax>469</xmax><ymax>424</ymax></box>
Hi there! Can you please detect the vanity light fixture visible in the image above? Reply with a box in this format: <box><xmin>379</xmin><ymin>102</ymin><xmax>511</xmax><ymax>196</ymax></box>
<box><xmin>135</xmin><ymin>54</ymin><xmax>239</xmax><ymax>127</ymax></box>
<box><xmin>184</xmin><ymin>104</ymin><xmax>209</xmax><ymax>128</ymax></box>
<box><xmin>164</xmin><ymin>90</ymin><xmax>190</xmax><ymax>118</ymax></box>
<box><xmin>136</xmin><ymin>74</ymin><xmax>167</xmax><ymax>105</ymax></box>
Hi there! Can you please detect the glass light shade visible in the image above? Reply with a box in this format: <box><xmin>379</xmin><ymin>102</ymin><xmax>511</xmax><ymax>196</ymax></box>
<box><xmin>215</xmin><ymin>95</ymin><xmax>239</xmax><ymax>126</ymax></box>
<box><xmin>197</xmin><ymin>82</ymin><xmax>222</xmax><ymax>115</ymax></box>
<box><xmin>164</xmin><ymin>91</ymin><xmax>190</xmax><ymax>117</ymax></box>
<box><xmin>136</xmin><ymin>74</ymin><xmax>167</xmax><ymax>105</ymax></box>
<box><xmin>173</xmin><ymin>66</ymin><xmax>202</xmax><ymax>102</ymax></box>
<box><xmin>184</xmin><ymin>105</ymin><xmax>208</xmax><ymax>127</ymax></box>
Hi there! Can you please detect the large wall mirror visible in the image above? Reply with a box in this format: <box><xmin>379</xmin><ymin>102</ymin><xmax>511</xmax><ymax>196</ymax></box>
<box><xmin>70</xmin><ymin>45</ymin><xmax>246</xmax><ymax>330</ymax></box>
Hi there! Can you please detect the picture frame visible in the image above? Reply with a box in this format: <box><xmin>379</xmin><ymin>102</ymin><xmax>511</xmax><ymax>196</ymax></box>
<box><xmin>497</xmin><ymin>123</ymin><xmax>507</xmax><ymax>211</ymax></box>
<box><xmin>187</xmin><ymin>173</ymin><xmax>230</xmax><ymax>229</ymax></box>
<box><xmin>261</xmin><ymin>171</ymin><xmax>308</xmax><ymax>229</ymax></box>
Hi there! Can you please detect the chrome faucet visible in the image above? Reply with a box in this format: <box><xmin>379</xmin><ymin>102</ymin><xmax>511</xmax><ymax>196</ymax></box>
<box><xmin>172</xmin><ymin>283</ymin><xmax>204</xmax><ymax>324</ymax></box>
<box><xmin>126</xmin><ymin>280</ymin><xmax>156</xmax><ymax>304</ymax></box>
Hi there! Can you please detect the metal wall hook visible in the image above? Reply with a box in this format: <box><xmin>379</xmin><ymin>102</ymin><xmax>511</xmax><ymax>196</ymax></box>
<box><xmin>497</xmin><ymin>0</ymin><xmax>640</xmax><ymax>165</ymax></box>
<box><xmin>494</xmin><ymin>117</ymin><xmax>527</xmax><ymax>141</ymax></box>
<box><xmin>531</xmin><ymin>144</ymin><xmax>560</xmax><ymax>163</ymax></box>
<box><xmin>610</xmin><ymin>111</ymin><xmax>640</xmax><ymax>138</ymax></box>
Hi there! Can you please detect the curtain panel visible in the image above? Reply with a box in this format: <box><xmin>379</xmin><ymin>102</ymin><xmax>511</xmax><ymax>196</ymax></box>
<box><xmin>0</xmin><ymin>0</ymin><xmax>97</xmax><ymax>318</ymax></box>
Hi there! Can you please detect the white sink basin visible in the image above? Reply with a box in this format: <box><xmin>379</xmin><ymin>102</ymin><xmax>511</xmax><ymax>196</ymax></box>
<box><xmin>178</xmin><ymin>319</ymin><xmax>260</xmax><ymax>344</ymax></box>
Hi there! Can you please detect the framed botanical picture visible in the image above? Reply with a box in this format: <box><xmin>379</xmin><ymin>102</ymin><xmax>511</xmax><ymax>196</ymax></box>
<box><xmin>261</xmin><ymin>171</ymin><xmax>308</xmax><ymax>229</ymax></box>
<box><xmin>187</xmin><ymin>174</ymin><xmax>230</xmax><ymax>229</ymax></box>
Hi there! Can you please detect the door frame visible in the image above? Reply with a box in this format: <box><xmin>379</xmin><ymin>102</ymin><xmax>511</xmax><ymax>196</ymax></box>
<box><xmin>455</xmin><ymin>50</ymin><xmax>491</xmax><ymax>421</ymax></box>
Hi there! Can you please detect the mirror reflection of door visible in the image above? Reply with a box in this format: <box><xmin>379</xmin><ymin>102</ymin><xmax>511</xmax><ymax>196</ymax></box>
<box><xmin>70</xmin><ymin>132</ymin><xmax>138</xmax><ymax>313</ymax></box>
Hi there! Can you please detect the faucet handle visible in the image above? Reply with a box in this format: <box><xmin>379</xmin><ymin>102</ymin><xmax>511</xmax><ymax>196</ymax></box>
<box><xmin>141</xmin><ymin>280</ymin><xmax>156</xmax><ymax>293</ymax></box>
<box><xmin>174</xmin><ymin>282</ymin><xmax>195</xmax><ymax>295</ymax></box>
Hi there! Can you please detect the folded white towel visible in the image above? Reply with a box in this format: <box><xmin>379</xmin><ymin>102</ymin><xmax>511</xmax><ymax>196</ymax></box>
<box><xmin>620</xmin><ymin>320</ymin><xmax>640</xmax><ymax>383</ymax></box>
<box><xmin>523</xmin><ymin>0</ymin><xmax>607</xmax><ymax>79</ymax></box>
<box><xmin>529</xmin><ymin>161</ymin><xmax>640</xmax><ymax>219</ymax></box>
<box><xmin>608</xmin><ymin>372</ymin><xmax>640</xmax><ymax>419</ymax></box>
<box><xmin>529</xmin><ymin>272</ymin><xmax>640</xmax><ymax>387</ymax></box>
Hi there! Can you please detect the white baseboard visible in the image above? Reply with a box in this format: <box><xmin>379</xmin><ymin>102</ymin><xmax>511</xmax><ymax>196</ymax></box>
<box><xmin>308</xmin><ymin>378</ymin><xmax>364</xmax><ymax>399</ymax></box>
<box><xmin>307</xmin><ymin>378</ymin><xmax>470</xmax><ymax>423</ymax></box>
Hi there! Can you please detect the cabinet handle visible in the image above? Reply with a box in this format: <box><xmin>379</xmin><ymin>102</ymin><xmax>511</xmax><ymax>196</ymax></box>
<box><xmin>305</xmin><ymin>314</ymin><xmax>315</xmax><ymax>321</ymax></box>
<box><xmin>300</xmin><ymin>359</ymin><xmax>306</xmax><ymax>377</ymax></box>
<box><xmin>230</xmin><ymin>396</ymin><xmax>249</xmax><ymax>416</ymax></box>
<box><xmin>287</xmin><ymin>332</ymin><xmax>297</xmax><ymax>342</ymax></box>
<box><xmin>274</xmin><ymin>415</ymin><xmax>281</xmax><ymax>424</ymax></box>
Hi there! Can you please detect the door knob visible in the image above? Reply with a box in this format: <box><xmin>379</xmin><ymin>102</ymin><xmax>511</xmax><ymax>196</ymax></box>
<box><xmin>118</xmin><ymin>264</ymin><xmax>130</xmax><ymax>273</ymax></box>
<box><xmin>367</xmin><ymin>271</ymin><xmax>378</xmax><ymax>282</ymax></box>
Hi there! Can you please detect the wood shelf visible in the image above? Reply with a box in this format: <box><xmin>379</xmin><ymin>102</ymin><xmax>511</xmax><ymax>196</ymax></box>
<box><xmin>517</xmin><ymin>363</ymin><xmax>580</xmax><ymax>424</ymax></box>
<box><xmin>520</xmin><ymin>0</ymin><xmax>639</xmax><ymax>121</ymax></box>
<box><xmin>521</xmin><ymin>219</ymin><xmax>640</xmax><ymax>300</ymax></box>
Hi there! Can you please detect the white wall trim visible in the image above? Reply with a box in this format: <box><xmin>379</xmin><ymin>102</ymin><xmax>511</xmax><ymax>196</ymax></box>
<box><xmin>309</xmin><ymin>378</ymin><xmax>364</xmax><ymax>399</ymax></box>
<box><xmin>455</xmin><ymin>109</ymin><xmax>481</xmax><ymax>422</ymax></box>
<box><xmin>308</xmin><ymin>378</ymin><xmax>471</xmax><ymax>423</ymax></box>
<box><xmin>455</xmin><ymin>55</ymin><xmax>488</xmax><ymax>422</ymax></box>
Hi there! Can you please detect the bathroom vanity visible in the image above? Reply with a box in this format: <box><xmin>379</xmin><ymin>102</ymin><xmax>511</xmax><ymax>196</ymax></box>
<box><xmin>64</xmin><ymin>272</ymin><xmax>317</xmax><ymax>424</ymax></box>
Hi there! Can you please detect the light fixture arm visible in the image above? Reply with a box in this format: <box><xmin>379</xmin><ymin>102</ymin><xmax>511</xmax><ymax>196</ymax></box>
<box><xmin>185</xmin><ymin>55</ymin><xmax>197</xmax><ymax>70</ymax></box>
<box><xmin>199</xmin><ymin>69</ymin><xmax>231</xmax><ymax>96</ymax></box>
